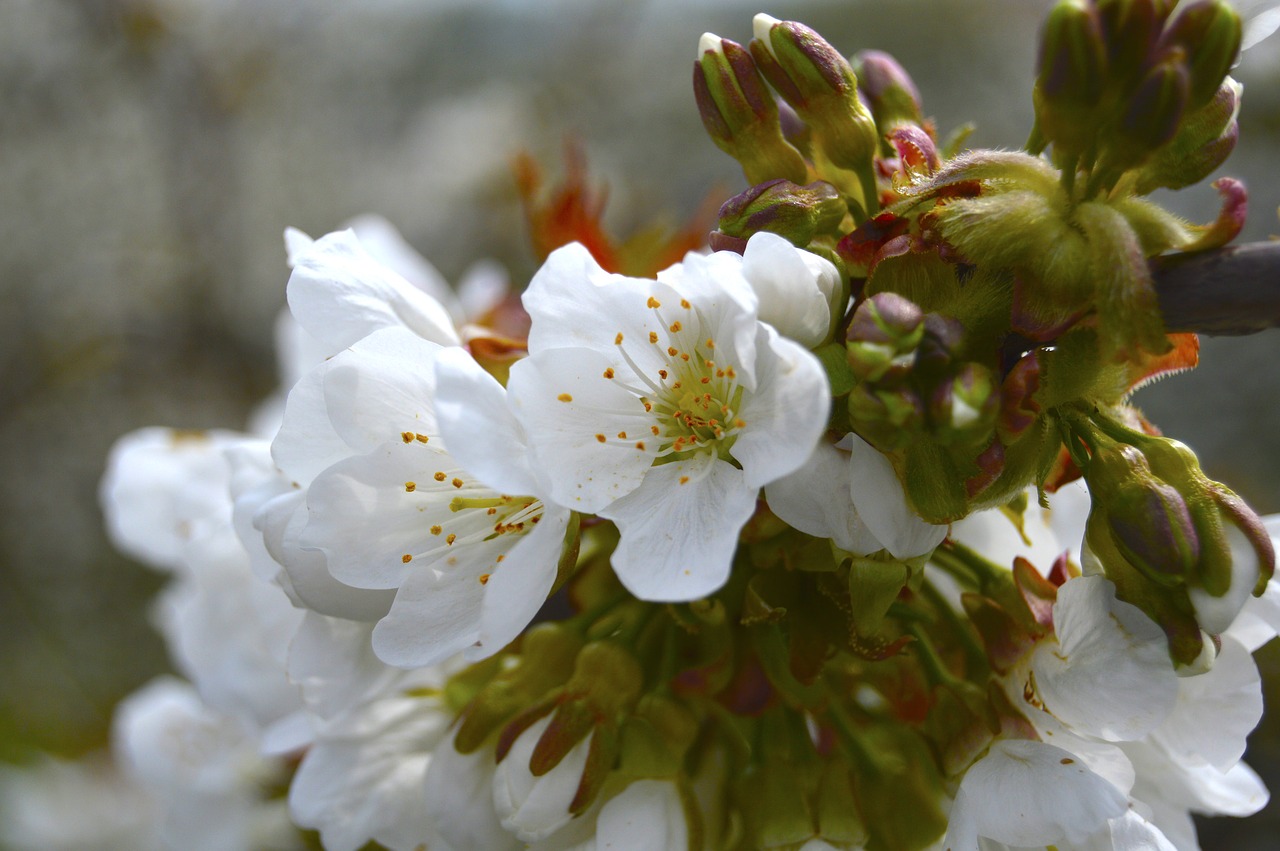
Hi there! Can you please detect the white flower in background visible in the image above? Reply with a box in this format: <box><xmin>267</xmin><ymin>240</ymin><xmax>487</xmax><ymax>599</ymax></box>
<box><xmin>509</xmin><ymin>242</ymin><xmax>830</xmax><ymax>600</ymax></box>
<box><xmin>113</xmin><ymin>678</ymin><xmax>300</xmax><ymax>851</ymax></box>
<box><xmin>271</xmin><ymin>326</ymin><xmax>569</xmax><ymax>667</ymax></box>
<box><xmin>767</xmin><ymin>432</ymin><xmax>947</xmax><ymax>560</ymax></box>
<box><xmin>100</xmin><ymin>428</ymin><xmax>251</xmax><ymax>573</ymax></box>
<box><xmin>285</xmin><ymin>614</ymin><xmax>458</xmax><ymax>851</ymax></box>
<box><xmin>0</xmin><ymin>755</ymin><xmax>162</xmax><ymax>851</ymax></box>
<box><xmin>738</xmin><ymin>231</ymin><xmax>841</xmax><ymax>349</ymax></box>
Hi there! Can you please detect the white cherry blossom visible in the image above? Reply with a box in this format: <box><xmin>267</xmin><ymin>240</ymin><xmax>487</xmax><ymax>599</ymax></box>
<box><xmin>492</xmin><ymin>714</ymin><xmax>595</xmax><ymax>842</ymax></box>
<box><xmin>272</xmin><ymin>327</ymin><xmax>569</xmax><ymax>667</ymax></box>
<box><xmin>739</xmin><ymin>231</ymin><xmax>841</xmax><ymax>348</ymax></box>
<box><xmin>509</xmin><ymin>242</ymin><xmax>830</xmax><ymax>600</ymax></box>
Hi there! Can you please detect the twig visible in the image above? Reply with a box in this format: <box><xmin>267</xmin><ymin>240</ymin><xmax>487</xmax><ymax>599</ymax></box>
<box><xmin>1154</xmin><ymin>241</ymin><xmax>1280</xmax><ymax>336</ymax></box>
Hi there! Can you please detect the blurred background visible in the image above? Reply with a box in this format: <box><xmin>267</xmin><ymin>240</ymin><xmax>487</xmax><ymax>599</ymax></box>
<box><xmin>1</xmin><ymin>0</ymin><xmax>1277</xmax><ymax>846</ymax></box>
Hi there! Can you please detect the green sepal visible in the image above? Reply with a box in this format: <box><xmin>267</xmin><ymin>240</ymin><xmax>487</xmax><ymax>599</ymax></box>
<box><xmin>847</xmin><ymin>555</ymin><xmax>911</xmax><ymax>637</ymax></box>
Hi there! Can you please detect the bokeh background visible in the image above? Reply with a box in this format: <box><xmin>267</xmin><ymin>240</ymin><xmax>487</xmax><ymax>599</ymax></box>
<box><xmin>1</xmin><ymin>0</ymin><xmax>1278</xmax><ymax>847</ymax></box>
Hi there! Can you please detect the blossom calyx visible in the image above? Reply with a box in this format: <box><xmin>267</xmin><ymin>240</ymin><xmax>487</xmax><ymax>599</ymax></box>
<box><xmin>695</xmin><ymin>33</ymin><xmax>809</xmax><ymax>185</ymax></box>
<box><xmin>928</xmin><ymin>363</ymin><xmax>998</xmax><ymax>447</ymax></box>
<box><xmin>716</xmin><ymin>179</ymin><xmax>847</xmax><ymax>246</ymax></box>
<box><xmin>749</xmin><ymin>15</ymin><xmax>879</xmax><ymax>203</ymax></box>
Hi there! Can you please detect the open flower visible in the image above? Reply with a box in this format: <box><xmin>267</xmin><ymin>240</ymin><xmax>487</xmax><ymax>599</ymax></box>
<box><xmin>508</xmin><ymin>242</ymin><xmax>829</xmax><ymax>600</ymax></box>
<box><xmin>272</xmin><ymin>327</ymin><xmax>570</xmax><ymax>667</ymax></box>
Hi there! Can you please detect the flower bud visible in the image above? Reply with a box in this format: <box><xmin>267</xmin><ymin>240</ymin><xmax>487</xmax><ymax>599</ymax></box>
<box><xmin>493</xmin><ymin>714</ymin><xmax>595</xmax><ymax>842</ymax></box>
<box><xmin>929</xmin><ymin>363</ymin><xmax>998</xmax><ymax>446</ymax></box>
<box><xmin>852</xmin><ymin>49</ymin><xmax>924</xmax><ymax>133</ymax></box>
<box><xmin>750</xmin><ymin>15</ymin><xmax>879</xmax><ymax>202</ymax></box>
<box><xmin>846</xmin><ymin>384</ymin><xmax>925</xmax><ymax>451</ymax></box>
<box><xmin>1158</xmin><ymin>0</ymin><xmax>1241</xmax><ymax>111</ymax></box>
<box><xmin>914</xmin><ymin>314</ymin><xmax>966</xmax><ymax>381</ymax></box>
<box><xmin>1033</xmin><ymin>0</ymin><xmax>1108</xmax><ymax>156</ymax></box>
<box><xmin>694</xmin><ymin>33</ymin><xmax>809</xmax><ymax>185</ymax></box>
<box><xmin>1095</xmin><ymin>0</ymin><xmax>1164</xmax><ymax>91</ymax></box>
<box><xmin>1134</xmin><ymin>77</ymin><xmax>1240</xmax><ymax>194</ymax></box>
<box><xmin>844</xmin><ymin>292</ymin><xmax>925</xmax><ymax>382</ymax></box>
<box><xmin>716</xmin><ymin>179</ymin><xmax>847</xmax><ymax>244</ymax></box>
<box><xmin>1085</xmin><ymin>440</ymin><xmax>1199</xmax><ymax>587</ymax></box>
<box><xmin>1112</xmin><ymin>55</ymin><xmax>1189</xmax><ymax>161</ymax></box>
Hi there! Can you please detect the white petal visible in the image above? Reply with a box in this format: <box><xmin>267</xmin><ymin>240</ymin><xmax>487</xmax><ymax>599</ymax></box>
<box><xmin>435</xmin><ymin>345</ymin><xmax>541</xmax><ymax>496</ymax></box>
<box><xmin>344</xmin><ymin>214</ymin><xmax>463</xmax><ymax>320</ymax></box>
<box><xmin>602</xmin><ymin>456</ymin><xmax>757</xmax><ymax>601</ymax></box>
<box><xmin>272</xmin><ymin>364</ymin><xmax>352</xmax><ymax>484</ymax></box>
<box><xmin>523</xmin><ymin>242</ymin><xmax>671</xmax><ymax>378</ymax></box>
<box><xmin>1033</xmin><ymin>576</ymin><xmax>1177</xmax><ymax>741</ymax></box>
<box><xmin>300</xmin><ymin>441</ymin><xmax>462</xmax><ymax>590</ymax></box>
<box><xmin>258</xmin><ymin>489</ymin><xmax>394</xmax><ymax>621</ymax></box>
<box><xmin>594</xmin><ymin>780</ymin><xmax>690</xmax><ymax>851</ymax></box>
<box><xmin>765</xmin><ymin>439</ymin><xmax>881</xmax><ymax>554</ymax></box>
<box><xmin>1152</xmin><ymin>636</ymin><xmax>1261</xmax><ymax>771</ymax></box>
<box><xmin>845</xmin><ymin>434</ymin><xmax>948</xmax><ymax>559</ymax></box>
<box><xmin>370</xmin><ymin>548</ymin><xmax>485</xmax><ymax>668</ymax></box>
<box><xmin>740</xmin><ymin>232</ymin><xmax>836</xmax><ymax>348</ymax></box>
<box><xmin>656</xmin><ymin>249</ymin><xmax>760</xmax><ymax>389</ymax></box>
<box><xmin>424</xmin><ymin>735</ymin><xmax>522</xmax><ymax>851</ymax></box>
<box><xmin>1227</xmin><ymin>575</ymin><xmax>1280</xmax><ymax>651</ymax></box>
<box><xmin>321</xmin><ymin>328</ymin><xmax>445</xmax><ymax>457</ymax></box>
<box><xmin>493</xmin><ymin>717</ymin><xmax>593</xmax><ymax>843</ymax></box>
<box><xmin>507</xmin><ymin>348</ymin><xmax>656</xmax><ymax>512</ymax></box>
<box><xmin>286</xmin><ymin>228</ymin><xmax>459</xmax><ymax>354</ymax></box>
<box><xmin>100</xmin><ymin>427</ymin><xmax>244</xmax><ymax>572</ymax></box>
<box><xmin>1189</xmin><ymin>522</ymin><xmax>1263</xmax><ymax>634</ymax></box>
<box><xmin>944</xmin><ymin>739</ymin><xmax>1127</xmax><ymax>850</ymax></box>
<box><xmin>950</xmin><ymin>490</ymin><xmax>1066</xmax><ymax>574</ymax></box>
<box><xmin>730</xmin><ymin>325</ymin><xmax>831</xmax><ymax>489</ymax></box>
<box><xmin>477</xmin><ymin>505</ymin><xmax>571</xmax><ymax>658</ymax></box>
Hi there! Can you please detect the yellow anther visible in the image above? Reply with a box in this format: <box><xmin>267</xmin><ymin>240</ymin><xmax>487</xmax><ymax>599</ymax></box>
<box><xmin>680</xmin><ymin>299</ymin><xmax>690</xmax><ymax>309</ymax></box>
<box><xmin>405</xmin><ymin>482</ymin><xmax>417</xmax><ymax>492</ymax></box>
<box><xmin>649</xmin><ymin>332</ymin><xmax>659</xmax><ymax>344</ymax></box>
<box><xmin>479</xmin><ymin>573</ymin><xmax>490</xmax><ymax>585</ymax></box>
<box><xmin>430</xmin><ymin>525</ymin><xmax>442</xmax><ymax>535</ymax></box>
<box><xmin>402</xmin><ymin>554</ymin><xmax>413</xmax><ymax>563</ymax></box>
<box><xmin>451</xmin><ymin>478</ymin><xmax>464</xmax><ymax>489</ymax></box>
<box><xmin>647</xmin><ymin>296</ymin><xmax>661</xmax><ymax>308</ymax></box>
<box><xmin>415</xmin><ymin>433</ymin><xmax>430</xmax><ymax>443</ymax></box>
<box><xmin>635</xmin><ymin>441</ymin><xmax>646</xmax><ymax>451</ymax></box>
<box><xmin>558</xmin><ymin>393</ymin><xmax>573</xmax><ymax>403</ymax></box>
<box><xmin>401</xmin><ymin>431</ymin><xmax>414</xmax><ymax>443</ymax></box>
<box><xmin>617</xmin><ymin>431</ymin><xmax>627</xmax><ymax>439</ymax></box>
<box><xmin>434</xmin><ymin>472</ymin><xmax>447</xmax><ymax>482</ymax></box>
<box><xmin>446</xmin><ymin>533</ymin><xmax>457</xmax><ymax>545</ymax></box>
<box><xmin>669</xmin><ymin>321</ymin><xmax>682</xmax><ymax>332</ymax></box>
<box><xmin>603</xmin><ymin>368</ymin><xmax>615</xmax><ymax>379</ymax></box>
<box><xmin>596</xmin><ymin>434</ymin><xmax>607</xmax><ymax>443</ymax></box>
<box><xmin>615</xmin><ymin>332</ymin><xmax>624</xmax><ymax>344</ymax></box>
<box><xmin>667</xmin><ymin>347</ymin><xmax>678</xmax><ymax>357</ymax></box>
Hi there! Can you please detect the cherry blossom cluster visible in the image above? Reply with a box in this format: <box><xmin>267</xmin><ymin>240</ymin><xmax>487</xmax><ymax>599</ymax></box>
<box><xmin>6</xmin><ymin>3</ymin><xmax>1280</xmax><ymax>850</ymax></box>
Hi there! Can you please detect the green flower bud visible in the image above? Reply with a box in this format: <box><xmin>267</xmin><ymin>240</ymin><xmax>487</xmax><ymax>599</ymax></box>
<box><xmin>844</xmin><ymin>292</ymin><xmax>925</xmax><ymax>382</ymax></box>
<box><xmin>1158</xmin><ymin>0</ymin><xmax>1241</xmax><ymax>111</ymax></box>
<box><xmin>1134</xmin><ymin>76</ymin><xmax>1240</xmax><ymax>193</ymax></box>
<box><xmin>716</xmin><ymin>178</ymin><xmax>847</xmax><ymax>244</ymax></box>
<box><xmin>852</xmin><ymin>49</ymin><xmax>924</xmax><ymax>133</ymax></box>
<box><xmin>694</xmin><ymin>33</ymin><xmax>809</xmax><ymax>185</ymax></box>
<box><xmin>1096</xmin><ymin>0</ymin><xmax>1164</xmax><ymax>91</ymax></box>
<box><xmin>929</xmin><ymin>363</ymin><xmax>998</xmax><ymax>446</ymax></box>
<box><xmin>1033</xmin><ymin>0</ymin><xmax>1108</xmax><ymax>156</ymax></box>
<box><xmin>749</xmin><ymin>14</ymin><xmax>879</xmax><ymax>205</ymax></box>
<box><xmin>914</xmin><ymin>314</ymin><xmax>966</xmax><ymax>381</ymax></box>
<box><xmin>1117</xmin><ymin>55</ymin><xmax>1189</xmax><ymax>155</ymax></box>
<box><xmin>847</xmin><ymin>384</ymin><xmax>925</xmax><ymax>451</ymax></box>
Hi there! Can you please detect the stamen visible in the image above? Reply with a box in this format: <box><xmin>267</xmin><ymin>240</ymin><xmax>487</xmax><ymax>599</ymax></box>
<box><xmin>405</xmin><ymin>482</ymin><xmax>416</xmax><ymax>492</ymax></box>
<box><xmin>402</xmin><ymin>554</ymin><xmax>413</xmax><ymax>562</ymax></box>
<box><xmin>558</xmin><ymin>393</ymin><xmax>573</xmax><ymax>403</ymax></box>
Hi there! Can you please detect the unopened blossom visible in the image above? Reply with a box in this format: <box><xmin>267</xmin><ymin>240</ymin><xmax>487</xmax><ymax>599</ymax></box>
<box><xmin>491</xmin><ymin>715</ymin><xmax>596</xmax><ymax>842</ymax></box>
<box><xmin>529</xmin><ymin>778</ymin><xmax>691</xmax><ymax>851</ymax></box>
<box><xmin>509</xmin><ymin>242</ymin><xmax>829</xmax><ymax>600</ymax></box>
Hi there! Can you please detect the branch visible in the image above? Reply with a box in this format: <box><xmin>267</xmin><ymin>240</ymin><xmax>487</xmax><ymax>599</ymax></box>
<box><xmin>1154</xmin><ymin>241</ymin><xmax>1280</xmax><ymax>336</ymax></box>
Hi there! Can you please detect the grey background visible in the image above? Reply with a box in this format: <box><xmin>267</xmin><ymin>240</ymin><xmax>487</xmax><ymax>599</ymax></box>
<box><xmin>1</xmin><ymin>0</ymin><xmax>1277</xmax><ymax>846</ymax></box>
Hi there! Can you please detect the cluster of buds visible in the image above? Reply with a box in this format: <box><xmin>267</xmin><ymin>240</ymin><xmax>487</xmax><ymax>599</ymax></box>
<box><xmin>1032</xmin><ymin>0</ymin><xmax>1242</xmax><ymax>196</ymax></box>
<box><xmin>695</xmin><ymin>14</ymin><xmax>891</xmax><ymax>221</ymax></box>
<box><xmin>1062</xmin><ymin>407</ymin><xmax>1275</xmax><ymax>664</ymax></box>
